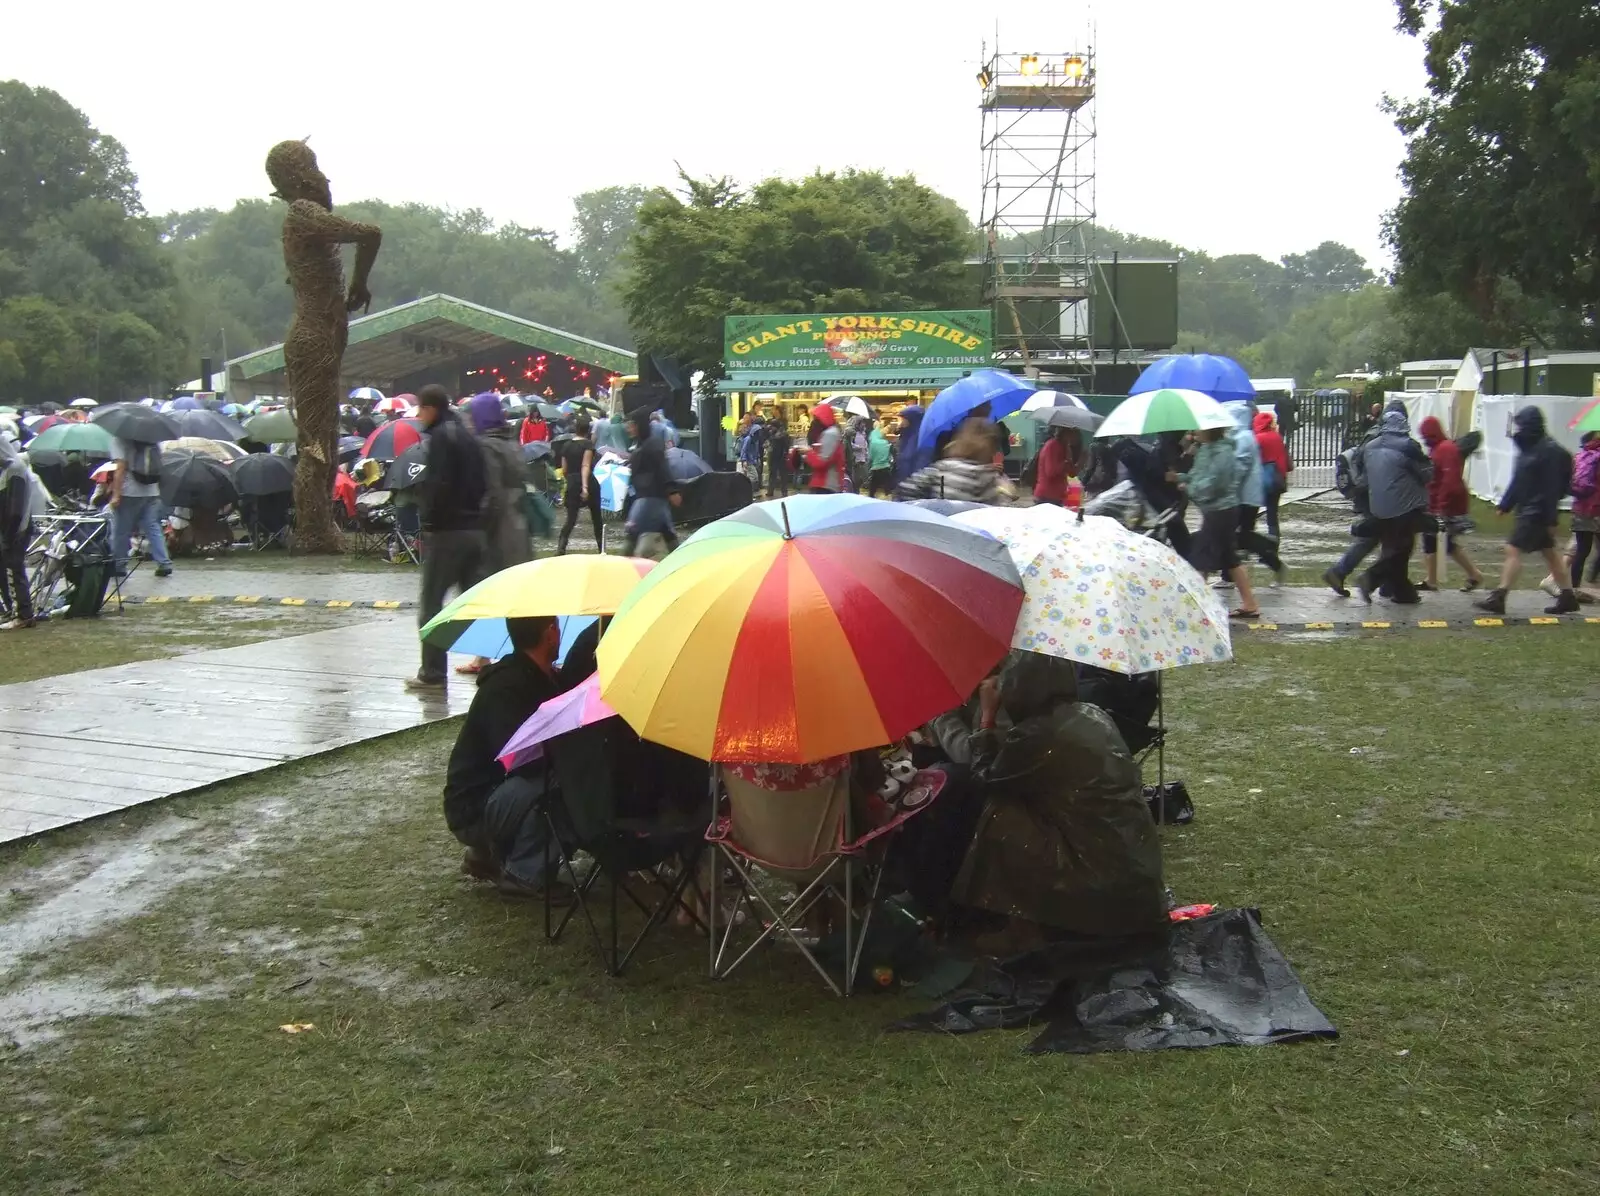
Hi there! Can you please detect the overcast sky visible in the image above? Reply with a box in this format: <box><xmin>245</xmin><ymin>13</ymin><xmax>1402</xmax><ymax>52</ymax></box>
<box><xmin>4</xmin><ymin>0</ymin><xmax>1425</xmax><ymax>268</ymax></box>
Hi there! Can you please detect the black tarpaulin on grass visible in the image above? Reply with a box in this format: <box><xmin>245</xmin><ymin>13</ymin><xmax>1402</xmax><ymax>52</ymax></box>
<box><xmin>891</xmin><ymin>907</ymin><xmax>1337</xmax><ymax>1054</ymax></box>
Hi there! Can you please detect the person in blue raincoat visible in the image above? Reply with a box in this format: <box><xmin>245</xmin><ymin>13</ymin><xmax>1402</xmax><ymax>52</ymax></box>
<box><xmin>890</xmin><ymin>405</ymin><xmax>929</xmax><ymax>490</ymax></box>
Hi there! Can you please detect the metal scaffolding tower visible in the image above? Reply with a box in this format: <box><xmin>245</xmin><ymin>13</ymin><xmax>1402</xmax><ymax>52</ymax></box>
<box><xmin>978</xmin><ymin>45</ymin><xmax>1097</xmax><ymax>389</ymax></box>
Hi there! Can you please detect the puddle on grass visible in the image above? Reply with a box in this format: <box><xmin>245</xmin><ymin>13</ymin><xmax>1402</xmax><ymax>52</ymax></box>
<box><xmin>0</xmin><ymin>806</ymin><xmax>281</xmax><ymax>976</ymax></box>
<box><xmin>0</xmin><ymin>753</ymin><xmax>447</xmax><ymax>1049</ymax></box>
<box><xmin>0</xmin><ymin>979</ymin><xmax>233</xmax><ymax>1049</ymax></box>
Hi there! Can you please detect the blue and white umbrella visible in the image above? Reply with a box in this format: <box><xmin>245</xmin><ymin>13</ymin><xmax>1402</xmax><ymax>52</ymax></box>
<box><xmin>446</xmin><ymin>614</ymin><xmax>598</xmax><ymax>665</ymax></box>
<box><xmin>349</xmin><ymin>386</ymin><xmax>385</xmax><ymax>403</ymax></box>
<box><xmin>592</xmin><ymin>458</ymin><xmax>631</xmax><ymax>512</ymax></box>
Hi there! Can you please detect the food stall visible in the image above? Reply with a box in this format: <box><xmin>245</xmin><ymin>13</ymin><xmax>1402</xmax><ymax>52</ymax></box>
<box><xmin>716</xmin><ymin>310</ymin><xmax>993</xmax><ymax>450</ymax></box>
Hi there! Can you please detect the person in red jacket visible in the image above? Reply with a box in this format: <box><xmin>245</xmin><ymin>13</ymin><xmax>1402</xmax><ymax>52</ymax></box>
<box><xmin>1417</xmin><ymin>416</ymin><xmax>1483</xmax><ymax>592</ymax></box>
<box><xmin>1251</xmin><ymin>410</ymin><xmax>1291</xmax><ymax>539</ymax></box>
<box><xmin>804</xmin><ymin>403</ymin><xmax>847</xmax><ymax>493</ymax></box>
<box><xmin>1032</xmin><ymin>427</ymin><xmax>1083</xmax><ymax>506</ymax></box>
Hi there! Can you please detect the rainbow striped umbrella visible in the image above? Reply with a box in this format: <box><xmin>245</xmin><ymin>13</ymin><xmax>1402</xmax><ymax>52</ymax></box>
<box><xmin>596</xmin><ymin>494</ymin><xmax>1024</xmax><ymax>763</ymax></box>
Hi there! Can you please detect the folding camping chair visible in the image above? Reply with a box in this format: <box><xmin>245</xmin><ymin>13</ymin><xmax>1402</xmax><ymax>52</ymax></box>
<box><xmin>706</xmin><ymin>766</ymin><xmax>945</xmax><ymax>996</ymax></box>
<box><xmin>24</xmin><ymin>511</ymin><xmax>124</xmax><ymax>619</ymax></box>
<box><xmin>540</xmin><ymin>722</ymin><xmax>710</xmax><ymax>976</ymax></box>
<box><xmin>240</xmin><ymin>494</ymin><xmax>292</xmax><ymax>551</ymax></box>
<box><xmin>352</xmin><ymin>492</ymin><xmax>423</xmax><ymax>564</ymax></box>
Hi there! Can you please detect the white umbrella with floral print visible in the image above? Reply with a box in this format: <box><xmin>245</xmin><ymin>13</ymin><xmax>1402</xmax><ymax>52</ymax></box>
<box><xmin>954</xmin><ymin>504</ymin><xmax>1231</xmax><ymax>675</ymax></box>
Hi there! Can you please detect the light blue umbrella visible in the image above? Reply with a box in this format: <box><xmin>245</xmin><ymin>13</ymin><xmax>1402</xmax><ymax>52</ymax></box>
<box><xmin>1129</xmin><ymin>354</ymin><xmax>1255</xmax><ymax>402</ymax></box>
<box><xmin>592</xmin><ymin>458</ymin><xmax>631</xmax><ymax>512</ymax></box>
<box><xmin>447</xmin><ymin>614</ymin><xmax>598</xmax><ymax>664</ymax></box>
<box><xmin>917</xmin><ymin>369</ymin><xmax>1037</xmax><ymax>450</ymax></box>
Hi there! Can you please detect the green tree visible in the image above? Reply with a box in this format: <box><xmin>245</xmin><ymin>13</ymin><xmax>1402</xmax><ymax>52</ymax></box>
<box><xmin>1386</xmin><ymin>0</ymin><xmax>1600</xmax><ymax>338</ymax></box>
<box><xmin>1280</xmin><ymin>242</ymin><xmax>1375</xmax><ymax>293</ymax></box>
<box><xmin>163</xmin><ymin>197</ymin><xmax>638</xmax><ymax>362</ymax></box>
<box><xmin>571</xmin><ymin>185</ymin><xmax>658</xmax><ymax>287</ymax></box>
<box><xmin>0</xmin><ymin>81</ymin><xmax>187</xmax><ymax>400</ymax></box>
<box><xmin>0</xmin><ymin>82</ymin><xmax>140</xmax><ymax>252</ymax></box>
<box><xmin>0</xmin><ymin>296</ymin><xmax>83</xmax><ymax>401</ymax></box>
<box><xmin>622</xmin><ymin>169</ymin><xmax>974</xmax><ymax>384</ymax></box>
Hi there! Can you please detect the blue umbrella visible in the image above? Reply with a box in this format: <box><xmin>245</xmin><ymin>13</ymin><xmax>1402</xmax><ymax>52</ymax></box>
<box><xmin>447</xmin><ymin>614</ymin><xmax>597</xmax><ymax>665</ymax></box>
<box><xmin>349</xmin><ymin>386</ymin><xmax>385</xmax><ymax>402</ymax></box>
<box><xmin>523</xmin><ymin>441</ymin><xmax>552</xmax><ymax>462</ymax></box>
<box><xmin>169</xmin><ymin>395</ymin><xmax>204</xmax><ymax>411</ymax></box>
<box><xmin>917</xmin><ymin>370</ymin><xmax>1036</xmax><ymax>450</ymax></box>
<box><xmin>1129</xmin><ymin>354</ymin><xmax>1255</xmax><ymax>402</ymax></box>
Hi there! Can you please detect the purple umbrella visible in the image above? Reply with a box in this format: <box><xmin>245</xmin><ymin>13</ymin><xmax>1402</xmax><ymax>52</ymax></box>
<box><xmin>497</xmin><ymin>673</ymin><xmax>617</xmax><ymax>771</ymax></box>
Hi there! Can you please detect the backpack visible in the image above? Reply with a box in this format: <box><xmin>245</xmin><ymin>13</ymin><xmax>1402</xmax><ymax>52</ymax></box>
<box><xmin>1573</xmin><ymin>448</ymin><xmax>1600</xmax><ymax>500</ymax></box>
<box><xmin>127</xmin><ymin>442</ymin><xmax>162</xmax><ymax>486</ymax></box>
<box><xmin>1334</xmin><ymin>444</ymin><xmax>1367</xmax><ymax>500</ymax></box>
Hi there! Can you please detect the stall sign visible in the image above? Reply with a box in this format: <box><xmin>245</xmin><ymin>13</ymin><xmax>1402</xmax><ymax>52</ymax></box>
<box><xmin>725</xmin><ymin>310</ymin><xmax>992</xmax><ymax>371</ymax></box>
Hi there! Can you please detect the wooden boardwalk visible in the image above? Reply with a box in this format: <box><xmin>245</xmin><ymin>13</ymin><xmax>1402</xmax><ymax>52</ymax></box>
<box><xmin>0</xmin><ymin>620</ymin><xmax>470</xmax><ymax>845</ymax></box>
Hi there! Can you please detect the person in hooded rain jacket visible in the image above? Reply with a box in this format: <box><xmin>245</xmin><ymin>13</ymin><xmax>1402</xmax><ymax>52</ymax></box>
<box><xmin>1225</xmin><ymin>402</ymin><xmax>1286</xmax><ymax>584</ymax></box>
<box><xmin>890</xmin><ymin>405</ymin><xmax>929</xmax><ymax>488</ymax></box>
<box><xmin>1178</xmin><ymin>426</ymin><xmax>1264</xmax><ymax>618</ymax></box>
<box><xmin>1565</xmin><ymin>432</ymin><xmax>1600</xmax><ymax>590</ymax></box>
<box><xmin>1476</xmin><ymin>405</ymin><xmax>1577</xmax><ymax>615</ymax></box>
<box><xmin>924</xmin><ymin>652</ymin><xmax>1166</xmax><ymax>942</ymax></box>
<box><xmin>1355</xmin><ymin>406</ymin><xmax>1431</xmax><ymax>604</ymax></box>
<box><xmin>804</xmin><ymin>403</ymin><xmax>847</xmax><ymax>494</ymax></box>
<box><xmin>1252</xmin><ymin>409</ymin><xmax>1291</xmax><ymax>539</ymax></box>
<box><xmin>1417</xmin><ymin>415</ymin><xmax>1483</xmax><ymax>592</ymax></box>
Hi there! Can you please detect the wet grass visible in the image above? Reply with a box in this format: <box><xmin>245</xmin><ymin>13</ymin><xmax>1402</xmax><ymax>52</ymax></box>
<box><xmin>0</xmin><ymin>633</ymin><xmax>1596</xmax><ymax>1194</ymax></box>
<box><xmin>1270</xmin><ymin>497</ymin><xmax>1557</xmax><ymax>588</ymax></box>
<box><xmin>0</xmin><ymin>604</ymin><xmax>372</xmax><ymax>685</ymax></box>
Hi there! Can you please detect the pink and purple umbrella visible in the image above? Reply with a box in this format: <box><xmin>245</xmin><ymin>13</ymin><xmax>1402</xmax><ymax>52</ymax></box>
<box><xmin>497</xmin><ymin>673</ymin><xmax>617</xmax><ymax>772</ymax></box>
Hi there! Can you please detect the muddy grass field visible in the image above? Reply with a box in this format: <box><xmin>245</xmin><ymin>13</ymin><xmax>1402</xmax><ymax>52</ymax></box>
<box><xmin>2</xmin><ymin>632</ymin><xmax>1596</xmax><ymax>1194</ymax></box>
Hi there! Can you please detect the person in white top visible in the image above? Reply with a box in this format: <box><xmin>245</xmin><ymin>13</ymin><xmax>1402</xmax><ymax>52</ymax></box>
<box><xmin>109</xmin><ymin>436</ymin><xmax>174</xmax><ymax>577</ymax></box>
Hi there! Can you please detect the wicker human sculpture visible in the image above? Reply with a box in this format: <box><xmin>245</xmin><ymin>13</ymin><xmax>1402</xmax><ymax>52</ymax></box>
<box><xmin>266</xmin><ymin>140</ymin><xmax>381</xmax><ymax>551</ymax></box>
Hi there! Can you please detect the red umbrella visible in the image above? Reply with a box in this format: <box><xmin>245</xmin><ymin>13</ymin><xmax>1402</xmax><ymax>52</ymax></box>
<box><xmin>361</xmin><ymin>418</ymin><xmax>424</xmax><ymax>462</ymax></box>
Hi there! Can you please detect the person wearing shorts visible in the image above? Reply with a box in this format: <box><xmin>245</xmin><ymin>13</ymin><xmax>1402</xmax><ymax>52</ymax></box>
<box><xmin>1475</xmin><ymin>406</ymin><xmax>1576</xmax><ymax>616</ymax></box>
<box><xmin>1176</xmin><ymin>427</ymin><xmax>1261</xmax><ymax>619</ymax></box>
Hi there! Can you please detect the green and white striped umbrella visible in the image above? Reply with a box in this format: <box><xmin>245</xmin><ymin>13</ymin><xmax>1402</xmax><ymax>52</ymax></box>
<box><xmin>1095</xmin><ymin>388</ymin><xmax>1234</xmax><ymax>438</ymax></box>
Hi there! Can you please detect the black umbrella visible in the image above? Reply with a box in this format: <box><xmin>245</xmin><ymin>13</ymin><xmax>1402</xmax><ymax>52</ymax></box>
<box><xmin>665</xmin><ymin>446</ymin><xmax>711</xmax><ymax>481</ymax></box>
<box><xmin>91</xmin><ymin>402</ymin><xmax>181</xmax><ymax>444</ymax></box>
<box><xmin>383</xmin><ymin>442</ymin><xmax>428</xmax><ymax>491</ymax></box>
<box><xmin>1033</xmin><ymin>405</ymin><xmax>1103</xmax><ymax>432</ymax></box>
<box><xmin>522</xmin><ymin>440</ymin><xmax>552</xmax><ymax>462</ymax></box>
<box><xmin>38</xmin><ymin>401</ymin><xmax>60</xmax><ymax>414</ymax></box>
<box><xmin>231</xmin><ymin>452</ymin><xmax>296</xmax><ymax>497</ymax></box>
<box><xmin>24</xmin><ymin>448</ymin><xmax>89</xmax><ymax>497</ymax></box>
<box><xmin>170</xmin><ymin>409</ymin><xmax>246</xmax><ymax>442</ymax></box>
<box><xmin>160</xmin><ymin>450</ymin><xmax>238</xmax><ymax>509</ymax></box>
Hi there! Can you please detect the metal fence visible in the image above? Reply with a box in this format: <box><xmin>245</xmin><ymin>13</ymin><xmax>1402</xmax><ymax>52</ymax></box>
<box><xmin>1283</xmin><ymin>390</ymin><xmax>1352</xmax><ymax>492</ymax></box>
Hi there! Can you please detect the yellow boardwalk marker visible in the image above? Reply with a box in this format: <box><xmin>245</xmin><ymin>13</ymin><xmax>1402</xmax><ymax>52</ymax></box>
<box><xmin>1473</xmin><ymin>617</ymin><xmax>1504</xmax><ymax>627</ymax></box>
<box><xmin>1417</xmin><ymin>620</ymin><xmax>1448</xmax><ymax>628</ymax></box>
<box><xmin>1304</xmin><ymin>622</ymin><xmax>1335</xmax><ymax>630</ymax></box>
<box><xmin>1528</xmin><ymin>616</ymin><xmax>1560</xmax><ymax>625</ymax></box>
<box><xmin>186</xmin><ymin>595</ymin><xmax>214</xmax><ymax>604</ymax></box>
<box><xmin>1586</xmin><ymin>617</ymin><xmax>1600</xmax><ymax>625</ymax></box>
<box><xmin>373</xmin><ymin>600</ymin><xmax>402</xmax><ymax>610</ymax></box>
<box><xmin>325</xmin><ymin>600</ymin><xmax>354</xmax><ymax>609</ymax></box>
<box><xmin>143</xmin><ymin>595</ymin><xmax>170</xmax><ymax>604</ymax></box>
<box><xmin>1361</xmin><ymin>621</ymin><xmax>1391</xmax><ymax>629</ymax></box>
<box><xmin>280</xmin><ymin>597</ymin><xmax>307</xmax><ymax>607</ymax></box>
<box><xmin>233</xmin><ymin>595</ymin><xmax>262</xmax><ymax>603</ymax></box>
<box><xmin>1247</xmin><ymin>622</ymin><xmax>1279</xmax><ymax>631</ymax></box>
